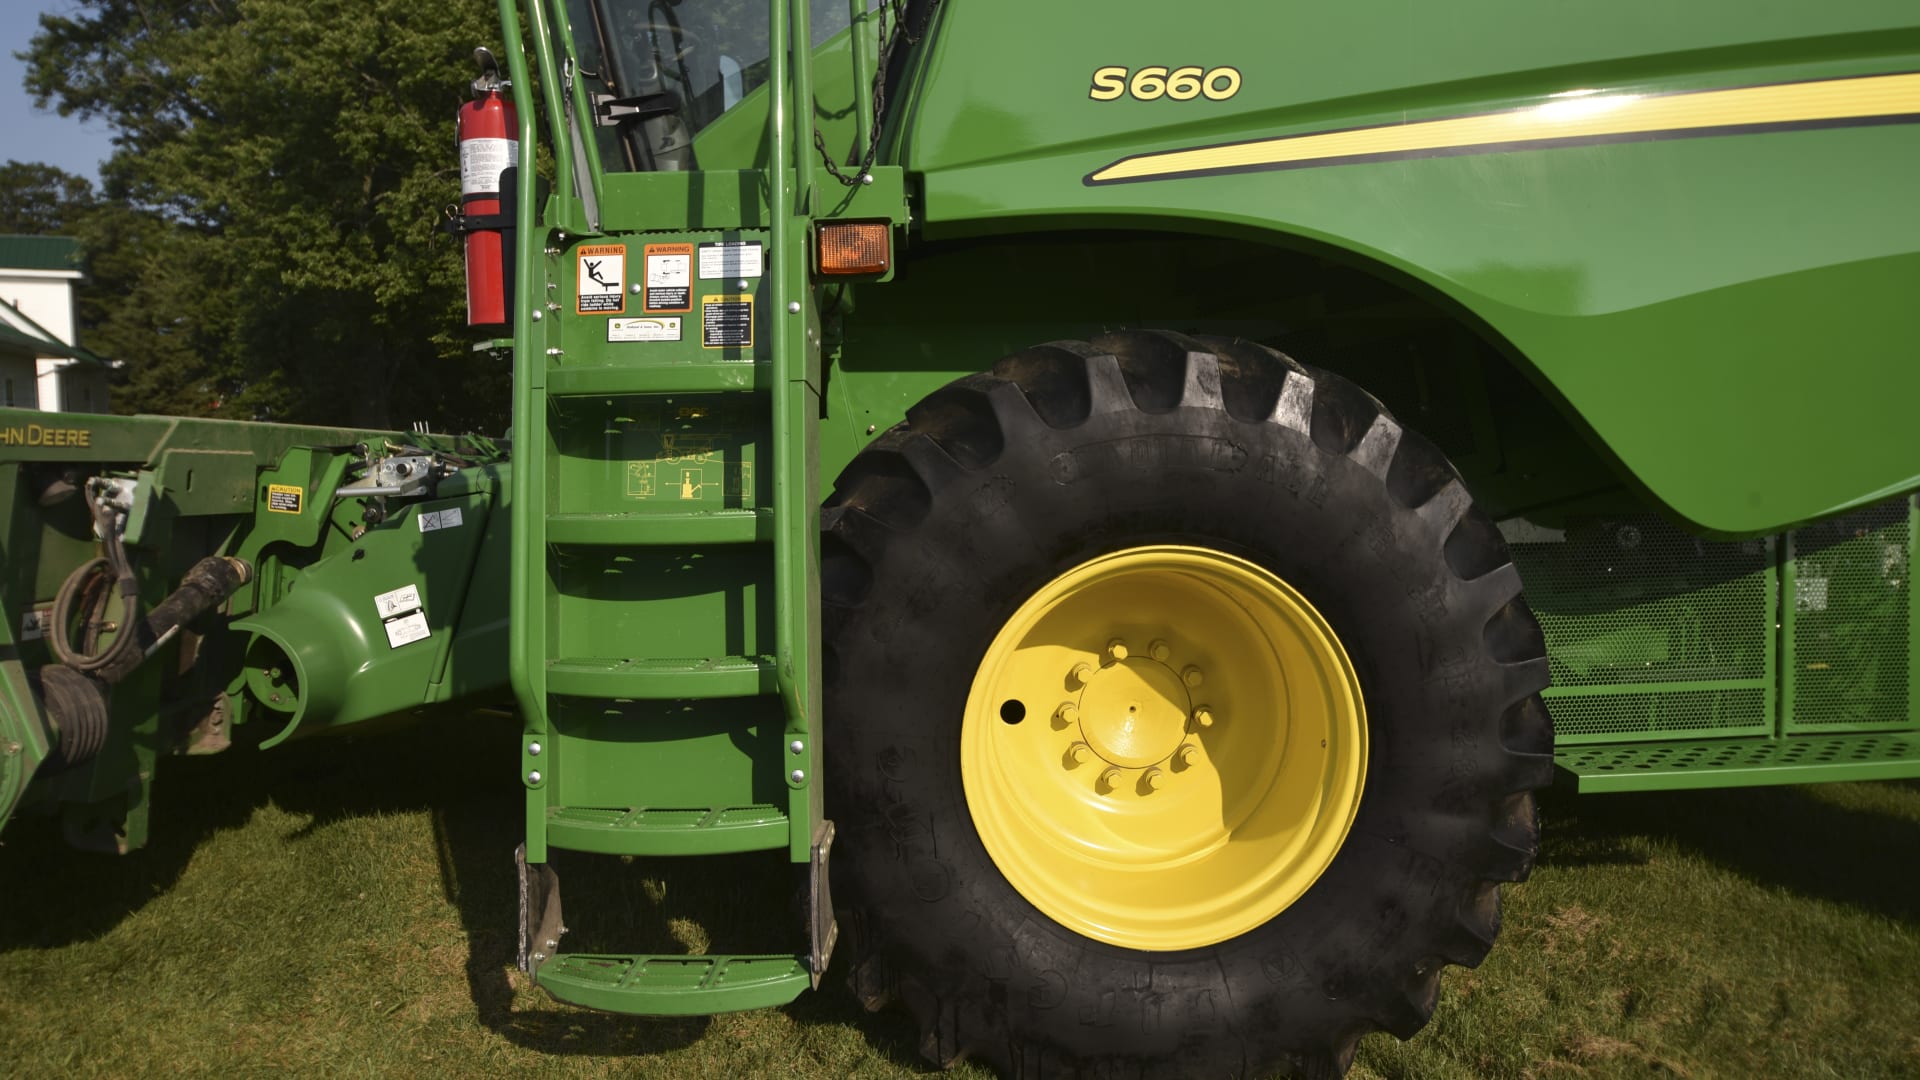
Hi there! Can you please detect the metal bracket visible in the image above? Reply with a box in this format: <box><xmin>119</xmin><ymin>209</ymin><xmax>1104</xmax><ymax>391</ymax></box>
<box><xmin>591</xmin><ymin>92</ymin><xmax>678</xmax><ymax>128</ymax></box>
<box><xmin>515</xmin><ymin>843</ymin><xmax>566</xmax><ymax>975</ymax></box>
<box><xmin>808</xmin><ymin>819</ymin><xmax>838</xmax><ymax>989</ymax></box>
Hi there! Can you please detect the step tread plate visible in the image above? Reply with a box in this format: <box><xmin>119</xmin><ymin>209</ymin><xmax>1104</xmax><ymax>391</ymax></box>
<box><xmin>545</xmin><ymin>508</ymin><xmax>771</xmax><ymax>546</ymax></box>
<box><xmin>546</xmin><ymin>654</ymin><xmax>776</xmax><ymax>700</ymax></box>
<box><xmin>537</xmin><ymin>953</ymin><xmax>809</xmax><ymax>1015</ymax></box>
<box><xmin>1556</xmin><ymin>732</ymin><xmax>1920</xmax><ymax>793</ymax></box>
<box><xmin>547</xmin><ymin>804</ymin><xmax>788</xmax><ymax>855</ymax></box>
<box><xmin>545</xmin><ymin>362</ymin><xmax>768</xmax><ymax>397</ymax></box>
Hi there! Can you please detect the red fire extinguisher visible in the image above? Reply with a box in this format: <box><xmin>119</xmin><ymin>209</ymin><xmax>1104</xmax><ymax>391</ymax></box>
<box><xmin>455</xmin><ymin>48</ymin><xmax>517</xmax><ymax>327</ymax></box>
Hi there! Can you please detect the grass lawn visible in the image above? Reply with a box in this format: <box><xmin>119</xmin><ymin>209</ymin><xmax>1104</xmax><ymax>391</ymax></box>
<box><xmin>3</xmin><ymin>714</ymin><xmax>1917</xmax><ymax>1079</ymax></box>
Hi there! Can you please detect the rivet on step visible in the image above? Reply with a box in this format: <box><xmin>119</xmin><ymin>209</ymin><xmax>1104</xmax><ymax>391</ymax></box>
<box><xmin>527</xmin><ymin>742</ymin><xmax>542</xmax><ymax>756</ymax></box>
<box><xmin>791</xmin><ymin>769</ymin><xmax>807</xmax><ymax>784</ymax></box>
<box><xmin>1182</xmin><ymin>666</ymin><xmax>1204</xmax><ymax>688</ymax></box>
<box><xmin>737</xmin><ymin>280</ymin><xmax>750</xmax><ymax>290</ymax></box>
<box><xmin>1068</xmin><ymin>663</ymin><xmax>1094</xmax><ymax>687</ymax></box>
<box><xmin>530</xmin><ymin>310</ymin><xmax>542</xmax><ymax>321</ymax></box>
<box><xmin>1106</xmin><ymin>639</ymin><xmax>1129</xmax><ymax>663</ymax></box>
<box><xmin>789</xmin><ymin>740</ymin><xmax>805</xmax><ymax>754</ymax></box>
<box><xmin>788</xmin><ymin>301</ymin><xmax>802</xmax><ymax>314</ymax></box>
<box><xmin>629</xmin><ymin>283</ymin><xmax>642</xmax><ymax>294</ymax></box>
<box><xmin>527</xmin><ymin>770</ymin><xmax>543</xmax><ymax>784</ymax></box>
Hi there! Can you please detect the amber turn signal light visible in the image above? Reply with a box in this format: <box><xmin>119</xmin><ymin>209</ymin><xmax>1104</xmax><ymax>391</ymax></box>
<box><xmin>817</xmin><ymin>221</ymin><xmax>890</xmax><ymax>275</ymax></box>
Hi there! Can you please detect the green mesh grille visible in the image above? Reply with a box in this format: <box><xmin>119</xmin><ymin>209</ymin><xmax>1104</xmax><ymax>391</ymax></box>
<box><xmin>1508</xmin><ymin>516</ymin><xmax>1774</xmax><ymax>745</ymax></box>
<box><xmin>1785</xmin><ymin>497</ymin><xmax>1915</xmax><ymax>732</ymax></box>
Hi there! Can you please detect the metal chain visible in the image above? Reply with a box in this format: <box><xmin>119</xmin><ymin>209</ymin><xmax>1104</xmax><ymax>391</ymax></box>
<box><xmin>813</xmin><ymin>0</ymin><xmax>937</xmax><ymax>186</ymax></box>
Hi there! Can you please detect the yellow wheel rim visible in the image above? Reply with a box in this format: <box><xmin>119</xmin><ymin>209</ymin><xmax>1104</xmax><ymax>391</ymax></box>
<box><xmin>961</xmin><ymin>545</ymin><xmax>1367</xmax><ymax>951</ymax></box>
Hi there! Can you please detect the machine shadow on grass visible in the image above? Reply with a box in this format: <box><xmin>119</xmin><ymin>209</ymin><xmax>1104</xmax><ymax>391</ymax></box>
<box><xmin>0</xmin><ymin>710</ymin><xmax>932</xmax><ymax>1067</ymax></box>
<box><xmin>1535</xmin><ymin>776</ymin><xmax>1920</xmax><ymax>924</ymax></box>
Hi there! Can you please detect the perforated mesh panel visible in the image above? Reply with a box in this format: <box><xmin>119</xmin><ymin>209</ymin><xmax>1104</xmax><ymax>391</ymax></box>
<box><xmin>1786</xmin><ymin>497</ymin><xmax>1914</xmax><ymax>731</ymax></box>
<box><xmin>1508</xmin><ymin>516</ymin><xmax>1774</xmax><ymax>745</ymax></box>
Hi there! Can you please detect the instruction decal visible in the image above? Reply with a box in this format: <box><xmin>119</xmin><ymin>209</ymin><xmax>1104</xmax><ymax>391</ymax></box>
<box><xmin>19</xmin><ymin>609</ymin><xmax>51</xmax><ymax>642</ymax></box>
<box><xmin>373</xmin><ymin>583</ymin><xmax>430</xmax><ymax>649</ymax></box>
<box><xmin>266</xmin><ymin>484</ymin><xmax>304</xmax><ymax>514</ymax></box>
<box><xmin>643</xmin><ymin>243</ymin><xmax>693</xmax><ymax>312</ymax></box>
<box><xmin>418</xmin><ymin>507</ymin><xmax>464</xmax><ymax>533</ymax></box>
<box><xmin>701</xmin><ymin>295</ymin><xmax>754</xmax><ymax>349</ymax></box>
<box><xmin>576</xmin><ymin>243</ymin><xmax>627</xmax><ymax>314</ymax></box>
<box><xmin>609</xmin><ymin>317</ymin><xmax>682</xmax><ymax>342</ymax></box>
<box><xmin>697</xmin><ymin>241</ymin><xmax>763</xmax><ymax>280</ymax></box>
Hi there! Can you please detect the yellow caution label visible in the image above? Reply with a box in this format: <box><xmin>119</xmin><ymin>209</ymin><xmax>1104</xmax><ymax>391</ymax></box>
<box><xmin>266</xmin><ymin>484</ymin><xmax>304</xmax><ymax>514</ymax></box>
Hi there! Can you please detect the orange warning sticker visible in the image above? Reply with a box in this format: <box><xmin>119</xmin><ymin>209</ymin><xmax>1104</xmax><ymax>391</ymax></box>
<box><xmin>576</xmin><ymin>244</ymin><xmax>626</xmax><ymax>315</ymax></box>
<box><xmin>642</xmin><ymin>243</ymin><xmax>693</xmax><ymax>313</ymax></box>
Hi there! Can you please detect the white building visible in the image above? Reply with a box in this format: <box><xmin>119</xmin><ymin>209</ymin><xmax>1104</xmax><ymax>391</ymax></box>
<box><xmin>0</xmin><ymin>234</ymin><xmax>110</xmax><ymax>413</ymax></box>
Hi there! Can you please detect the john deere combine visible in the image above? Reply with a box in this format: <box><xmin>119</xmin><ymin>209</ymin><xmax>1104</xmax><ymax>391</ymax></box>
<box><xmin>3</xmin><ymin>1</ymin><xmax>1916</xmax><ymax>1075</ymax></box>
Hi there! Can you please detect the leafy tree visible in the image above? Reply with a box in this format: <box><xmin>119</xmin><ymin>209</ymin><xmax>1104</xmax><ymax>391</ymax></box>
<box><xmin>0</xmin><ymin>161</ymin><xmax>96</xmax><ymax>235</ymax></box>
<box><xmin>23</xmin><ymin>0</ymin><xmax>511</xmax><ymax>431</ymax></box>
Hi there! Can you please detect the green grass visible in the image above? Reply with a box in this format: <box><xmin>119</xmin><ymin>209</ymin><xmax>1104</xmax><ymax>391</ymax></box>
<box><xmin>3</xmin><ymin>715</ymin><xmax>1918</xmax><ymax>1079</ymax></box>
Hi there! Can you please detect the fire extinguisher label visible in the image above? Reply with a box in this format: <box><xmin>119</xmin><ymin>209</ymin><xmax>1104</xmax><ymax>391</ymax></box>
<box><xmin>576</xmin><ymin>244</ymin><xmax>627</xmax><ymax>314</ymax></box>
<box><xmin>459</xmin><ymin>137</ymin><xmax>518</xmax><ymax>196</ymax></box>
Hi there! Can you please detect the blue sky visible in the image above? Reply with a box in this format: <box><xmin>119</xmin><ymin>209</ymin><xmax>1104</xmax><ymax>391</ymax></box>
<box><xmin>4</xmin><ymin>1</ymin><xmax>116</xmax><ymax>182</ymax></box>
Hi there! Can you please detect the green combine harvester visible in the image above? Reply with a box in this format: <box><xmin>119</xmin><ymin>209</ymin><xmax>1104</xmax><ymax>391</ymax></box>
<box><xmin>3</xmin><ymin>1</ymin><xmax>1916</xmax><ymax>1075</ymax></box>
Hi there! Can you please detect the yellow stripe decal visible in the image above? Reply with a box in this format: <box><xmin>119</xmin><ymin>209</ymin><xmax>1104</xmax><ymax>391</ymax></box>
<box><xmin>1086</xmin><ymin>72</ymin><xmax>1920</xmax><ymax>185</ymax></box>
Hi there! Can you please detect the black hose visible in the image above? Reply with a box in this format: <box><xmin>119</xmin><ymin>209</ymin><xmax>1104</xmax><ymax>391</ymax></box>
<box><xmin>48</xmin><ymin>491</ymin><xmax>141</xmax><ymax>677</ymax></box>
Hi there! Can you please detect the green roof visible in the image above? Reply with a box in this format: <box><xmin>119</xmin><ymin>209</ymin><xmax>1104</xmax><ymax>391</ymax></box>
<box><xmin>0</xmin><ymin>297</ymin><xmax>107</xmax><ymax>364</ymax></box>
<box><xmin>0</xmin><ymin>235</ymin><xmax>83</xmax><ymax>273</ymax></box>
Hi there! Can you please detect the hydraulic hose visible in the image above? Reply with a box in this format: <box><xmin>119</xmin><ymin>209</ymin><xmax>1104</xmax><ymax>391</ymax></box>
<box><xmin>48</xmin><ymin>491</ymin><xmax>141</xmax><ymax>677</ymax></box>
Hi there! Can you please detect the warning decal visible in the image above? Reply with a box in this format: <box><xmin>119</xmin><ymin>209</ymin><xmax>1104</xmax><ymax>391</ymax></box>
<box><xmin>576</xmin><ymin>244</ymin><xmax>626</xmax><ymax>314</ymax></box>
<box><xmin>701</xmin><ymin>295</ymin><xmax>754</xmax><ymax>349</ymax></box>
<box><xmin>373</xmin><ymin>583</ymin><xmax>431</xmax><ymax>649</ymax></box>
<box><xmin>643</xmin><ymin>243</ymin><xmax>693</xmax><ymax>312</ymax></box>
<box><xmin>266</xmin><ymin>484</ymin><xmax>304</xmax><ymax>514</ymax></box>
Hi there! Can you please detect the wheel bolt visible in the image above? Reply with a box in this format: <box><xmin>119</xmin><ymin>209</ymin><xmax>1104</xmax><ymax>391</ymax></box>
<box><xmin>1183</xmin><ymin>665</ymin><xmax>1204</xmax><ymax>688</ymax></box>
<box><xmin>1149</xmin><ymin>640</ymin><xmax>1171</xmax><ymax>662</ymax></box>
<box><xmin>1053</xmin><ymin>703</ymin><xmax>1078</xmax><ymax>729</ymax></box>
<box><xmin>1177</xmin><ymin>743</ymin><xmax>1199</xmax><ymax>768</ymax></box>
<box><xmin>1069</xmin><ymin>663</ymin><xmax>1094</xmax><ymax>687</ymax></box>
<box><xmin>1098</xmin><ymin>767</ymin><xmax>1123</xmax><ymax>793</ymax></box>
<box><xmin>1064</xmin><ymin>742</ymin><xmax>1091</xmax><ymax>768</ymax></box>
<box><xmin>1141</xmin><ymin>767</ymin><xmax>1164</xmax><ymax>793</ymax></box>
<box><xmin>1106</xmin><ymin>639</ymin><xmax>1129</xmax><ymax>663</ymax></box>
<box><xmin>1193</xmin><ymin>707</ymin><xmax>1215</xmax><ymax>729</ymax></box>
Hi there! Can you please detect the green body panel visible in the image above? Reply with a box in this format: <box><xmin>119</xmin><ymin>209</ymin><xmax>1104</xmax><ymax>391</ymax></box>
<box><xmin>534</xmin><ymin>953</ymin><xmax>811</xmax><ymax>1014</ymax></box>
<box><xmin>868</xmin><ymin>0</ymin><xmax>1920</xmax><ymax>536</ymax></box>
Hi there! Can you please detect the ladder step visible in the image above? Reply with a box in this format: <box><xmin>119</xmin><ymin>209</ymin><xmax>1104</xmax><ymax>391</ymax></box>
<box><xmin>1555</xmin><ymin>732</ymin><xmax>1920</xmax><ymax>793</ymax></box>
<box><xmin>547</xmin><ymin>804</ymin><xmax>788</xmax><ymax>855</ymax></box>
<box><xmin>537</xmin><ymin>953</ymin><xmax>810</xmax><ymax>1015</ymax></box>
<box><xmin>546</xmin><ymin>509</ymin><xmax>772</xmax><ymax>546</ymax></box>
<box><xmin>546</xmin><ymin>363</ymin><xmax>768</xmax><ymax>397</ymax></box>
<box><xmin>546</xmin><ymin>655</ymin><xmax>776</xmax><ymax>699</ymax></box>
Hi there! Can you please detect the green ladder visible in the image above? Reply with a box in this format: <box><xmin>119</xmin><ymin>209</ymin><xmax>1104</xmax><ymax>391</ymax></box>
<box><xmin>501</xmin><ymin>0</ymin><xmax>830</xmax><ymax>1014</ymax></box>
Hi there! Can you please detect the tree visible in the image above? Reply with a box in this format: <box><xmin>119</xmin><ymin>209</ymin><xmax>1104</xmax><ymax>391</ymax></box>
<box><xmin>23</xmin><ymin>0</ymin><xmax>511</xmax><ymax>431</ymax></box>
<box><xmin>0</xmin><ymin>161</ymin><xmax>96</xmax><ymax>235</ymax></box>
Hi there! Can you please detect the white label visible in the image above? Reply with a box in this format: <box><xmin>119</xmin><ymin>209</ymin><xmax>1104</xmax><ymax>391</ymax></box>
<box><xmin>698</xmin><ymin>241</ymin><xmax>763</xmax><ymax>280</ymax></box>
<box><xmin>418</xmin><ymin>507</ymin><xmax>465</xmax><ymax>533</ymax></box>
<box><xmin>383</xmin><ymin>610</ymin><xmax>432</xmax><ymax>649</ymax></box>
<box><xmin>19</xmin><ymin>609</ymin><xmax>51</xmax><ymax>642</ymax></box>
<box><xmin>647</xmin><ymin>252</ymin><xmax>690</xmax><ymax>288</ymax></box>
<box><xmin>374</xmin><ymin>584</ymin><xmax>423</xmax><ymax>619</ymax></box>
<box><xmin>609</xmin><ymin>317</ymin><xmax>682</xmax><ymax>342</ymax></box>
<box><xmin>459</xmin><ymin>137</ymin><xmax>519</xmax><ymax>196</ymax></box>
<box><xmin>577</xmin><ymin>245</ymin><xmax>626</xmax><ymax>313</ymax></box>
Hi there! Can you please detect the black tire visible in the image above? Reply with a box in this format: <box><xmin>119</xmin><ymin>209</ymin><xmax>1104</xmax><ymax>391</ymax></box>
<box><xmin>822</xmin><ymin>331</ymin><xmax>1553</xmax><ymax>1078</ymax></box>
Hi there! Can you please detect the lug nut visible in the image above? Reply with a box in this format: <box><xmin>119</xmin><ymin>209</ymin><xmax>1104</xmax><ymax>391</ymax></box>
<box><xmin>1069</xmin><ymin>663</ymin><xmax>1094</xmax><ymax>687</ymax></box>
<box><xmin>1182</xmin><ymin>666</ymin><xmax>1204</xmax><ymax>688</ymax></box>
<box><xmin>1054</xmin><ymin>702</ymin><xmax>1079</xmax><ymax>729</ymax></box>
<box><xmin>1177</xmin><ymin>743</ymin><xmax>1199</xmax><ymax>768</ymax></box>
<box><xmin>1106</xmin><ymin>639</ymin><xmax>1129</xmax><ymax>663</ymax></box>
<box><xmin>1065</xmin><ymin>742</ymin><xmax>1091</xmax><ymax>768</ymax></box>
<box><xmin>1141</xmin><ymin>767</ymin><xmax>1164</xmax><ymax>793</ymax></box>
<box><xmin>1149</xmin><ymin>640</ymin><xmax>1171</xmax><ymax>662</ymax></box>
<box><xmin>1193</xmin><ymin>707</ymin><xmax>1215</xmax><ymax>729</ymax></box>
<box><xmin>1098</xmin><ymin>767</ymin><xmax>1123</xmax><ymax>793</ymax></box>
